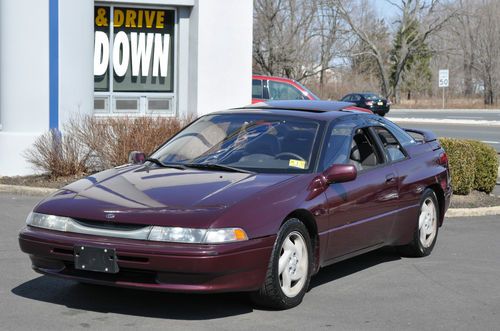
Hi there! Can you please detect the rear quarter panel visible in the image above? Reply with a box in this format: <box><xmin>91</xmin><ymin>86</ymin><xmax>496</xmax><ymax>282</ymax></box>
<box><xmin>388</xmin><ymin>142</ymin><xmax>449</xmax><ymax>245</ymax></box>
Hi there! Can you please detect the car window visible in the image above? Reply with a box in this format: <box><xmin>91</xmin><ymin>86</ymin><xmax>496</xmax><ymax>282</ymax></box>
<box><xmin>268</xmin><ymin>81</ymin><xmax>305</xmax><ymax>100</ymax></box>
<box><xmin>378</xmin><ymin>118</ymin><xmax>416</xmax><ymax>147</ymax></box>
<box><xmin>364</xmin><ymin>94</ymin><xmax>382</xmax><ymax>100</ymax></box>
<box><xmin>372</xmin><ymin>126</ymin><xmax>407</xmax><ymax>162</ymax></box>
<box><xmin>351</xmin><ymin>94</ymin><xmax>361</xmax><ymax>101</ymax></box>
<box><xmin>349</xmin><ymin>128</ymin><xmax>382</xmax><ymax>171</ymax></box>
<box><xmin>322</xmin><ymin>121</ymin><xmax>356</xmax><ymax>169</ymax></box>
<box><xmin>252</xmin><ymin>79</ymin><xmax>264</xmax><ymax>99</ymax></box>
<box><xmin>341</xmin><ymin>95</ymin><xmax>351</xmax><ymax>102</ymax></box>
<box><xmin>152</xmin><ymin>114</ymin><xmax>321</xmax><ymax>173</ymax></box>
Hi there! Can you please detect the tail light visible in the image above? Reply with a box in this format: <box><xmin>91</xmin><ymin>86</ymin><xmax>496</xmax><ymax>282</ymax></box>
<box><xmin>438</xmin><ymin>152</ymin><xmax>448</xmax><ymax>167</ymax></box>
<box><xmin>365</xmin><ymin>101</ymin><xmax>373</xmax><ymax>106</ymax></box>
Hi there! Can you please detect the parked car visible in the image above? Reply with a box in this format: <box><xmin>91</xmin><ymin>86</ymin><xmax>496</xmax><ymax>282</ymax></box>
<box><xmin>340</xmin><ymin>92</ymin><xmax>391</xmax><ymax>116</ymax></box>
<box><xmin>253</xmin><ymin>75</ymin><xmax>372</xmax><ymax>113</ymax></box>
<box><xmin>19</xmin><ymin>100</ymin><xmax>451</xmax><ymax>309</ymax></box>
<box><xmin>252</xmin><ymin>75</ymin><xmax>320</xmax><ymax>103</ymax></box>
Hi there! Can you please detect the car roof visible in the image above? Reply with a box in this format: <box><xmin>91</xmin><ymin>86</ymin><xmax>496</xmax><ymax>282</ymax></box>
<box><xmin>222</xmin><ymin>100</ymin><xmax>367</xmax><ymax>121</ymax></box>
<box><xmin>252</xmin><ymin>75</ymin><xmax>297</xmax><ymax>84</ymax></box>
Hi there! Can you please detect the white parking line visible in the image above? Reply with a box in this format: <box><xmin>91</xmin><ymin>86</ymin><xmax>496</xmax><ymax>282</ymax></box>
<box><xmin>481</xmin><ymin>141</ymin><xmax>500</xmax><ymax>144</ymax></box>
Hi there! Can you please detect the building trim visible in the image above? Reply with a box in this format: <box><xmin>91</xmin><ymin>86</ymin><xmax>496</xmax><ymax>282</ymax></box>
<box><xmin>49</xmin><ymin>0</ymin><xmax>59</xmax><ymax>129</ymax></box>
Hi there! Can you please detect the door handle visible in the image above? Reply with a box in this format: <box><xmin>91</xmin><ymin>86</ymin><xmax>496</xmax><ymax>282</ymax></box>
<box><xmin>385</xmin><ymin>173</ymin><xmax>396</xmax><ymax>183</ymax></box>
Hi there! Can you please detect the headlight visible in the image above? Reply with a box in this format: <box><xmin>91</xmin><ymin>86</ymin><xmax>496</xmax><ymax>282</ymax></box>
<box><xmin>26</xmin><ymin>212</ymin><xmax>72</xmax><ymax>232</ymax></box>
<box><xmin>148</xmin><ymin>226</ymin><xmax>248</xmax><ymax>244</ymax></box>
<box><xmin>26</xmin><ymin>212</ymin><xmax>249</xmax><ymax>244</ymax></box>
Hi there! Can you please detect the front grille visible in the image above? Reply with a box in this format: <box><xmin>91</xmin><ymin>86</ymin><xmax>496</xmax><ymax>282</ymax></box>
<box><xmin>74</xmin><ymin>218</ymin><xmax>147</xmax><ymax>231</ymax></box>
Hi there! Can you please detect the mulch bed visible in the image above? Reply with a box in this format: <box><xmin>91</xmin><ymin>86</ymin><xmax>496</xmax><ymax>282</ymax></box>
<box><xmin>1</xmin><ymin>174</ymin><xmax>500</xmax><ymax>209</ymax></box>
<box><xmin>450</xmin><ymin>190</ymin><xmax>500</xmax><ymax>208</ymax></box>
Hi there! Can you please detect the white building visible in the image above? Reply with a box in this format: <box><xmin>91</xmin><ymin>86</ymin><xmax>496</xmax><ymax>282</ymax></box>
<box><xmin>0</xmin><ymin>0</ymin><xmax>253</xmax><ymax>176</ymax></box>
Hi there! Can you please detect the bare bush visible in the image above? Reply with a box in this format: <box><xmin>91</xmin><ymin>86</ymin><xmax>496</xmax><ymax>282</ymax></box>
<box><xmin>24</xmin><ymin>115</ymin><xmax>191</xmax><ymax>177</ymax></box>
<box><xmin>23</xmin><ymin>129</ymin><xmax>91</xmax><ymax>178</ymax></box>
<box><xmin>70</xmin><ymin>115</ymin><xmax>188</xmax><ymax>170</ymax></box>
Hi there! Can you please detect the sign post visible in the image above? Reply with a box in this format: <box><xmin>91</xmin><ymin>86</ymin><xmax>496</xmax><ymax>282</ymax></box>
<box><xmin>438</xmin><ymin>69</ymin><xmax>449</xmax><ymax>109</ymax></box>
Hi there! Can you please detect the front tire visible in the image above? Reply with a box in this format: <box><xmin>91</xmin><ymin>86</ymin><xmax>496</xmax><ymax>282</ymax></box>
<box><xmin>398</xmin><ymin>189</ymin><xmax>439</xmax><ymax>257</ymax></box>
<box><xmin>251</xmin><ymin>218</ymin><xmax>312</xmax><ymax>309</ymax></box>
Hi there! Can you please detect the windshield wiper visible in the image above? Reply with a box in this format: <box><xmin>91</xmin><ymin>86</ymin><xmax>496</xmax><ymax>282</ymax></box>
<box><xmin>184</xmin><ymin>163</ymin><xmax>254</xmax><ymax>174</ymax></box>
<box><xmin>145</xmin><ymin>158</ymin><xmax>186</xmax><ymax>170</ymax></box>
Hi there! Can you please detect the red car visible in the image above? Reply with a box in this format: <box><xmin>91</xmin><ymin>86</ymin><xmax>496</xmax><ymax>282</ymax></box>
<box><xmin>252</xmin><ymin>75</ymin><xmax>320</xmax><ymax>103</ymax></box>
<box><xmin>253</xmin><ymin>75</ymin><xmax>372</xmax><ymax>113</ymax></box>
<box><xmin>19</xmin><ymin>100</ymin><xmax>451</xmax><ymax>309</ymax></box>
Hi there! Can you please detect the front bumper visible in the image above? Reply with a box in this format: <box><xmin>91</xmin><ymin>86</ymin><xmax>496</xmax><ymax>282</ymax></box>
<box><xmin>19</xmin><ymin>226</ymin><xmax>275</xmax><ymax>293</ymax></box>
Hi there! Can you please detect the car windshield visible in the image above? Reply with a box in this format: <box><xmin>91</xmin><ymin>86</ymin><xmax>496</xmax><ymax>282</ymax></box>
<box><xmin>150</xmin><ymin>114</ymin><xmax>321</xmax><ymax>173</ymax></box>
<box><xmin>364</xmin><ymin>94</ymin><xmax>382</xmax><ymax>100</ymax></box>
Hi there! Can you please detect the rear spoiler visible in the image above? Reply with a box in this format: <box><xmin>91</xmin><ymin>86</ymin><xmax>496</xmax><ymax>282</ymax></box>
<box><xmin>404</xmin><ymin>128</ymin><xmax>438</xmax><ymax>143</ymax></box>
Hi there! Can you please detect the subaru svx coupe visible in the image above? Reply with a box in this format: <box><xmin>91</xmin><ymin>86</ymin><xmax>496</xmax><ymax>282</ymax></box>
<box><xmin>19</xmin><ymin>100</ymin><xmax>451</xmax><ymax>309</ymax></box>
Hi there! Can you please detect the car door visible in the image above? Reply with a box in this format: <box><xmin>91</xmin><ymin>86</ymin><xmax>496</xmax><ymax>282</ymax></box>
<box><xmin>322</xmin><ymin>121</ymin><xmax>399</xmax><ymax>261</ymax></box>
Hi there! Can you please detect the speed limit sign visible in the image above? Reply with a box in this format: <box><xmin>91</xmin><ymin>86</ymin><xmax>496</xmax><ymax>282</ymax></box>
<box><xmin>439</xmin><ymin>70</ymin><xmax>449</xmax><ymax>87</ymax></box>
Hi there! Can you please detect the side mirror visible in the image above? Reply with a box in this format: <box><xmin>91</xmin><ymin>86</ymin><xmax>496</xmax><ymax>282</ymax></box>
<box><xmin>323</xmin><ymin>164</ymin><xmax>357</xmax><ymax>184</ymax></box>
<box><xmin>128</xmin><ymin>151</ymin><xmax>146</xmax><ymax>164</ymax></box>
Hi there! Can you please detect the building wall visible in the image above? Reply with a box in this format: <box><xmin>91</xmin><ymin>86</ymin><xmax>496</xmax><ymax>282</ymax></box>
<box><xmin>0</xmin><ymin>0</ymin><xmax>252</xmax><ymax>176</ymax></box>
<box><xmin>192</xmin><ymin>0</ymin><xmax>253</xmax><ymax>115</ymax></box>
<box><xmin>0</xmin><ymin>0</ymin><xmax>51</xmax><ymax>175</ymax></box>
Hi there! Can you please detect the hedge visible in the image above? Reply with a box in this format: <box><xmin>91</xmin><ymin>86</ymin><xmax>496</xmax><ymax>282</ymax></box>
<box><xmin>439</xmin><ymin>138</ymin><xmax>498</xmax><ymax>195</ymax></box>
<box><xmin>466</xmin><ymin>140</ymin><xmax>499</xmax><ymax>193</ymax></box>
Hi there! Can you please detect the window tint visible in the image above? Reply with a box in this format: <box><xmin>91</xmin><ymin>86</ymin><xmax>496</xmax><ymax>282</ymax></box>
<box><xmin>351</xmin><ymin>94</ymin><xmax>361</xmax><ymax>101</ymax></box>
<box><xmin>268</xmin><ymin>81</ymin><xmax>305</xmax><ymax>100</ymax></box>
<box><xmin>373</xmin><ymin>126</ymin><xmax>407</xmax><ymax>162</ymax></box>
<box><xmin>341</xmin><ymin>95</ymin><xmax>351</xmax><ymax>101</ymax></box>
<box><xmin>252</xmin><ymin>79</ymin><xmax>264</xmax><ymax>99</ymax></box>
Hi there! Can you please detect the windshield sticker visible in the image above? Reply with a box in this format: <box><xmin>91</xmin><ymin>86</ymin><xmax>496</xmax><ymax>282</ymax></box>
<box><xmin>289</xmin><ymin>159</ymin><xmax>306</xmax><ymax>169</ymax></box>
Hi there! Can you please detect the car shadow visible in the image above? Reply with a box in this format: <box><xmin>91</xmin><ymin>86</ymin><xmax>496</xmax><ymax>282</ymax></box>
<box><xmin>309</xmin><ymin>247</ymin><xmax>401</xmax><ymax>289</ymax></box>
<box><xmin>11</xmin><ymin>248</ymin><xmax>401</xmax><ymax>318</ymax></box>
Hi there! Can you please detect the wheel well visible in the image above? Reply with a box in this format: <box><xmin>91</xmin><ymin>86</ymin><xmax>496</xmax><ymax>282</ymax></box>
<box><xmin>427</xmin><ymin>184</ymin><xmax>445</xmax><ymax>226</ymax></box>
<box><xmin>283</xmin><ymin>209</ymin><xmax>320</xmax><ymax>274</ymax></box>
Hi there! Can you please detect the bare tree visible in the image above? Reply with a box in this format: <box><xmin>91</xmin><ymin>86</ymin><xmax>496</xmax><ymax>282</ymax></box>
<box><xmin>335</xmin><ymin>0</ymin><xmax>454</xmax><ymax>100</ymax></box>
<box><xmin>473</xmin><ymin>0</ymin><xmax>500</xmax><ymax>104</ymax></box>
<box><xmin>253</xmin><ymin>0</ymin><xmax>348</xmax><ymax>86</ymax></box>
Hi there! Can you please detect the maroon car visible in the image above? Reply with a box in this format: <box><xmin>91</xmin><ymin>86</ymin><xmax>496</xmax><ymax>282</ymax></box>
<box><xmin>19</xmin><ymin>100</ymin><xmax>451</xmax><ymax>309</ymax></box>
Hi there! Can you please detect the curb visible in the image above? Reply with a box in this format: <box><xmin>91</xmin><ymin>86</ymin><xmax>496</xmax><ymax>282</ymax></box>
<box><xmin>0</xmin><ymin>184</ymin><xmax>57</xmax><ymax>196</ymax></box>
<box><xmin>1</xmin><ymin>184</ymin><xmax>500</xmax><ymax>217</ymax></box>
<box><xmin>446</xmin><ymin>206</ymin><xmax>500</xmax><ymax>218</ymax></box>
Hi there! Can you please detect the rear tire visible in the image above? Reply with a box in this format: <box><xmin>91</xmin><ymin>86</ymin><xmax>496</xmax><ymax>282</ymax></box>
<box><xmin>251</xmin><ymin>218</ymin><xmax>312</xmax><ymax>310</ymax></box>
<box><xmin>398</xmin><ymin>189</ymin><xmax>439</xmax><ymax>257</ymax></box>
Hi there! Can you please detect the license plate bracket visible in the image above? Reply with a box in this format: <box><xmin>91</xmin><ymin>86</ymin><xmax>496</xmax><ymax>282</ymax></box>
<box><xmin>74</xmin><ymin>245</ymin><xmax>119</xmax><ymax>273</ymax></box>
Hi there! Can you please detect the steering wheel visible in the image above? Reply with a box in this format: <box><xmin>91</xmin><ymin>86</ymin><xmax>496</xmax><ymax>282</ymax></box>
<box><xmin>275</xmin><ymin>152</ymin><xmax>305</xmax><ymax>161</ymax></box>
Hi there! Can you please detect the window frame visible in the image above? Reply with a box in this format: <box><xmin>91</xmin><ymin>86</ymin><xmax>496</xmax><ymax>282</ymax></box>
<box><xmin>93</xmin><ymin>3</ymin><xmax>178</xmax><ymax>115</ymax></box>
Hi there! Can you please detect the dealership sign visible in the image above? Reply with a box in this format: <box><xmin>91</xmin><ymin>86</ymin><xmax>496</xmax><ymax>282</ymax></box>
<box><xmin>94</xmin><ymin>7</ymin><xmax>175</xmax><ymax>92</ymax></box>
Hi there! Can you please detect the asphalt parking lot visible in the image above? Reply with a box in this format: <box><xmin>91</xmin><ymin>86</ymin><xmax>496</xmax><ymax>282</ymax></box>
<box><xmin>1</xmin><ymin>193</ymin><xmax>499</xmax><ymax>330</ymax></box>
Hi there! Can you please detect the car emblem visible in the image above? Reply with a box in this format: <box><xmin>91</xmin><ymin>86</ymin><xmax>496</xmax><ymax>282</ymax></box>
<box><xmin>105</xmin><ymin>213</ymin><xmax>116</xmax><ymax>220</ymax></box>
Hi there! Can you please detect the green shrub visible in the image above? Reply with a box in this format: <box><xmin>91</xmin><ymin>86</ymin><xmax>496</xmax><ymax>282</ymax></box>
<box><xmin>439</xmin><ymin>138</ymin><xmax>476</xmax><ymax>195</ymax></box>
<box><xmin>466</xmin><ymin>140</ymin><xmax>499</xmax><ymax>194</ymax></box>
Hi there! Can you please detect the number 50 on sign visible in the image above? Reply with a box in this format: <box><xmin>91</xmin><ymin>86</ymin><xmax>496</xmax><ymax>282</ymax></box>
<box><xmin>439</xmin><ymin>70</ymin><xmax>449</xmax><ymax>87</ymax></box>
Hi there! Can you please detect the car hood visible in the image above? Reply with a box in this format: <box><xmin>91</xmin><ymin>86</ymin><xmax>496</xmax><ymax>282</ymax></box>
<box><xmin>34</xmin><ymin>165</ymin><xmax>296</xmax><ymax>228</ymax></box>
